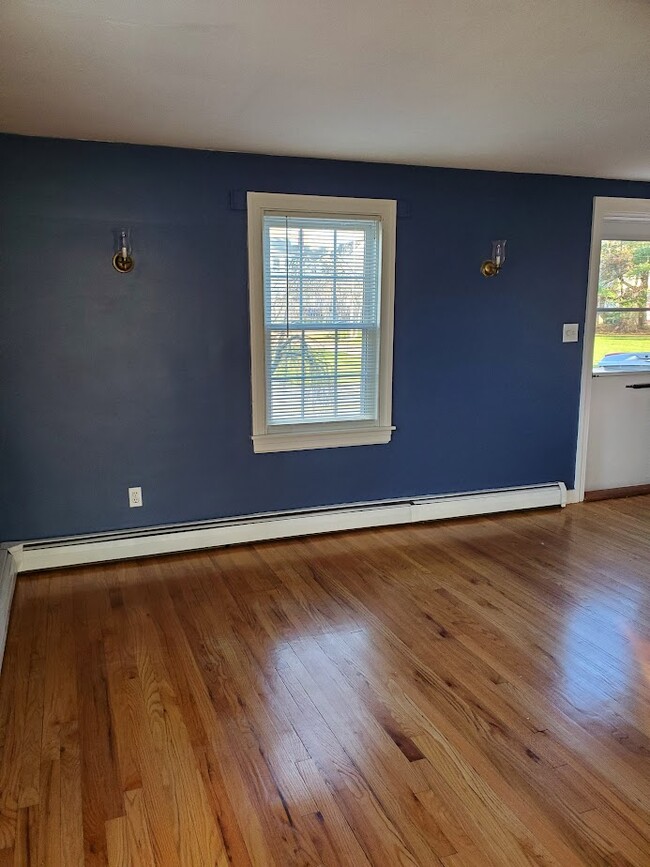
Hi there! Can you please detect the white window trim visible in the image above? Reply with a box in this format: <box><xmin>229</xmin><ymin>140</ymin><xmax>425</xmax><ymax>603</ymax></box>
<box><xmin>588</xmin><ymin>200</ymin><xmax>650</xmax><ymax>377</ymax></box>
<box><xmin>247</xmin><ymin>192</ymin><xmax>397</xmax><ymax>453</ymax></box>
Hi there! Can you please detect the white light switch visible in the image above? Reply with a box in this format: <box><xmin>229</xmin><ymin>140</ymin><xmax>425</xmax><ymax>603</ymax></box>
<box><xmin>563</xmin><ymin>323</ymin><xmax>579</xmax><ymax>343</ymax></box>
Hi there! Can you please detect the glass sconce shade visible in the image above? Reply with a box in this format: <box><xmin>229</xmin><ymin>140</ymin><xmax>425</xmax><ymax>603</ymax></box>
<box><xmin>112</xmin><ymin>228</ymin><xmax>134</xmax><ymax>273</ymax></box>
<box><xmin>492</xmin><ymin>240</ymin><xmax>507</xmax><ymax>268</ymax></box>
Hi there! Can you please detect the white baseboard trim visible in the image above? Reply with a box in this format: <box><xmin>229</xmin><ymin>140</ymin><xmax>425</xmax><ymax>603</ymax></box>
<box><xmin>13</xmin><ymin>482</ymin><xmax>573</xmax><ymax>574</ymax></box>
<box><xmin>0</xmin><ymin>549</ymin><xmax>18</xmax><ymax>674</ymax></box>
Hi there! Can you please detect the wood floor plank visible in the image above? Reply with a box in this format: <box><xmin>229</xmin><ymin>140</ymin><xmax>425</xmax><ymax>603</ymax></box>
<box><xmin>11</xmin><ymin>807</ymin><xmax>34</xmax><ymax>867</ymax></box>
<box><xmin>1</xmin><ymin>497</ymin><xmax>649</xmax><ymax>865</ymax></box>
<box><xmin>113</xmin><ymin>668</ymin><xmax>181</xmax><ymax>867</ymax></box>
<box><xmin>105</xmin><ymin>815</ymin><xmax>129</xmax><ymax>867</ymax></box>
<box><xmin>40</xmin><ymin>577</ymin><xmax>64</xmax><ymax>765</ymax></box>
<box><xmin>103</xmin><ymin>586</ymin><xmax>143</xmax><ymax>796</ymax></box>
<box><xmin>105</xmin><ymin>788</ymin><xmax>155</xmax><ymax>867</ymax></box>
<box><xmin>294</xmin><ymin>757</ymin><xmax>373</xmax><ymax>866</ymax></box>
<box><xmin>16</xmin><ymin>582</ymin><xmax>48</xmax><ymax>810</ymax></box>
<box><xmin>33</xmin><ymin>759</ymin><xmax>61</xmax><ymax>867</ymax></box>
<box><xmin>60</xmin><ymin>720</ymin><xmax>84</xmax><ymax>867</ymax></box>
<box><xmin>125</xmin><ymin>601</ymin><xmax>228</xmax><ymax>867</ymax></box>
<box><xmin>74</xmin><ymin>575</ymin><xmax>123</xmax><ymax>866</ymax></box>
<box><xmin>441</xmin><ymin>846</ymin><xmax>496</xmax><ymax>867</ymax></box>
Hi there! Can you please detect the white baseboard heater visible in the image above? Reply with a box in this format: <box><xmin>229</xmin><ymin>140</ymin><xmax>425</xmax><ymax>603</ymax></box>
<box><xmin>10</xmin><ymin>482</ymin><xmax>569</xmax><ymax>574</ymax></box>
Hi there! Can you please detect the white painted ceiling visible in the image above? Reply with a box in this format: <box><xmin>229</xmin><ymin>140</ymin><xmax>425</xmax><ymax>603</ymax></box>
<box><xmin>1</xmin><ymin>0</ymin><xmax>649</xmax><ymax>179</ymax></box>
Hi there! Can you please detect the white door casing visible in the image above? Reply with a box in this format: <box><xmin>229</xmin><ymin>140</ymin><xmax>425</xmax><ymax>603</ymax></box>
<box><xmin>574</xmin><ymin>197</ymin><xmax>650</xmax><ymax>499</ymax></box>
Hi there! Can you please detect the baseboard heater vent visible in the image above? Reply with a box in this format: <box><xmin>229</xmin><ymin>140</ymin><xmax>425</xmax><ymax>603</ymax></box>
<box><xmin>12</xmin><ymin>482</ymin><xmax>567</xmax><ymax>573</ymax></box>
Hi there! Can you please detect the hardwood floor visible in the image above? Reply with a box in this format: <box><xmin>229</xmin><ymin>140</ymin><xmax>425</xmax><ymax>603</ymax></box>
<box><xmin>1</xmin><ymin>498</ymin><xmax>649</xmax><ymax>866</ymax></box>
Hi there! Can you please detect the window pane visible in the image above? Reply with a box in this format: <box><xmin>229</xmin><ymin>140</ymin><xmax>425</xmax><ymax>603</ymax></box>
<box><xmin>597</xmin><ymin>240</ymin><xmax>650</xmax><ymax>310</ymax></box>
<box><xmin>594</xmin><ymin>312</ymin><xmax>650</xmax><ymax>370</ymax></box>
<box><xmin>263</xmin><ymin>215</ymin><xmax>381</xmax><ymax>425</ymax></box>
<box><xmin>266</xmin><ymin>328</ymin><xmax>379</xmax><ymax>424</ymax></box>
<box><xmin>593</xmin><ymin>240</ymin><xmax>650</xmax><ymax>368</ymax></box>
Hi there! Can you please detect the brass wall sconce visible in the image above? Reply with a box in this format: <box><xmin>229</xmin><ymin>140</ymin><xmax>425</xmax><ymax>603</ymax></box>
<box><xmin>480</xmin><ymin>239</ymin><xmax>507</xmax><ymax>277</ymax></box>
<box><xmin>112</xmin><ymin>229</ymin><xmax>134</xmax><ymax>273</ymax></box>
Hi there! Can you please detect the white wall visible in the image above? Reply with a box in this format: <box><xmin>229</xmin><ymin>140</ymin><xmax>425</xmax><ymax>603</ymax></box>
<box><xmin>585</xmin><ymin>374</ymin><xmax>650</xmax><ymax>491</ymax></box>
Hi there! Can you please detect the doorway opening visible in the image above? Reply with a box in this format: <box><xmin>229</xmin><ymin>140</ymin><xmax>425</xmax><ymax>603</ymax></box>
<box><xmin>575</xmin><ymin>197</ymin><xmax>650</xmax><ymax>501</ymax></box>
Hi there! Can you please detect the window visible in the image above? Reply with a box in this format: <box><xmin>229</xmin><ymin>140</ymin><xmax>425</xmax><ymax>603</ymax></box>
<box><xmin>593</xmin><ymin>239</ymin><xmax>650</xmax><ymax>371</ymax></box>
<box><xmin>247</xmin><ymin>193</ymin><xmax>396</xmax><ymax>452</ymax></box>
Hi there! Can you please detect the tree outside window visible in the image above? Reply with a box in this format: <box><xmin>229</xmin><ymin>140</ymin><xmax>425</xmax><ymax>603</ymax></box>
<box><xmin>593</xmin><ymin>240</ymin><xmax>650</xmax><ymax>369</ymax></box>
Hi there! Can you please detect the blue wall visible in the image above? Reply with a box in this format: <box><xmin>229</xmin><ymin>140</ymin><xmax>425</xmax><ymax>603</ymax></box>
<box><xmin>1</xmin><ymin>134</ymin><xmax>649</xmax><ymax>541</ymax></box>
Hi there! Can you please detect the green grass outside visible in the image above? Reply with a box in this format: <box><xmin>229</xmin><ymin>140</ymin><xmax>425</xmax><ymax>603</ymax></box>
<box><xmin>593</xmin><ymin>332</ymin><xmax>650</xmax><ymax>364</ymax></box>
<box><xmin>274</xmin><ymin>328</ymin><xmax>650</xmax><ymax>371</ymax></box>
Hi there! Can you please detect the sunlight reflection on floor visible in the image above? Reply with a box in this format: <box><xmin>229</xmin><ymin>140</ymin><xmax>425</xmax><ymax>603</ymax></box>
<box><xmin>561</xmin><ymin>596</ymin><xmax>635</xmax><ymax>714</ymax></box>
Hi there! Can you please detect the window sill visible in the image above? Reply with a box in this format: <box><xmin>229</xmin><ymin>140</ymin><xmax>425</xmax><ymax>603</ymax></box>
<box><xmin>592</xmin><ymin>369</ymin><xmax>650</xmax><ymax>377</ymax></box>
<box><xmin>252</xmin><ymin>425</ymin><xmax>395</xmax><ymax>453</ymax></box>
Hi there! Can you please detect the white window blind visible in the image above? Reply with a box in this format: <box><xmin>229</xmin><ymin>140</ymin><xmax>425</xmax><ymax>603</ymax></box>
<box><xmin>263</xmin><ymin>215</ymin><xmax>381</xmax><ymax>426</ymax></box>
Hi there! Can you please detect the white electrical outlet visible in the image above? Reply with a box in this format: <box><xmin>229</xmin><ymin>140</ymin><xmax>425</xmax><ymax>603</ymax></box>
<box><xmin>563</xmin><ymin>323</ymin><xmax>579</xmax><ymax>343</ymax></box>
<box><xmin>128</xmin><ymin>486</ymin><xmax>143</xmax><ymax>508</ymax></box>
